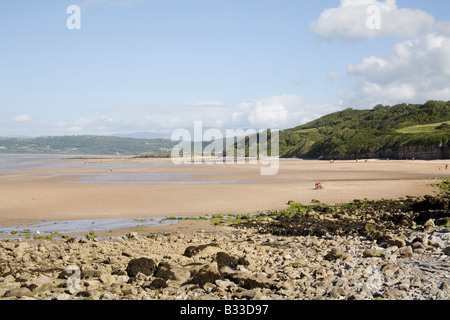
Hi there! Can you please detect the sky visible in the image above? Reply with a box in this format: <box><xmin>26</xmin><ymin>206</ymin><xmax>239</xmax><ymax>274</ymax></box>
<box><xmin>1</xmin><ymin>0</ymin><xmax>450</xmax><ymax>137</ymax></box>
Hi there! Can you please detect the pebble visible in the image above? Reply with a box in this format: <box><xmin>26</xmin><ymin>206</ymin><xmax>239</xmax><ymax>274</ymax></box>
<box><xmin>0</xmin><ymin>225</ymin><xmax>449</xmax><ymax>301</ymax></box>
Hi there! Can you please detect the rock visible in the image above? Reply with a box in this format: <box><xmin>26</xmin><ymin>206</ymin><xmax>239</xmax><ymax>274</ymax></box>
<box><xmin>436</xmin><ymin>217</ymin><xmax>450</xmax><ymax>227</ymax></box>
<box><xmin>443</xmin><ymin>246</ymin><xmax>450</xmax><ymax>256</ymax></box>
<box><xmin>146</xmin><ymin>278</ymin><xmax>168</xmax><ymax>290</ymax></box>
<box><xmin>410</xmin><ymin>276</ymin><xmax>422</xmax><ymax>288</ymax></box>
<box><xmin>183</xmin><ymin>243</ymin><xmax>221</xmax><ymax>258</ymax></box>
<box><xmin>100</xmin><ymin>291</ymin><xmax>116</xmax><ymax>300</ymax></box>
<box><xmin>1</xmin><ymin>202</ymin><xmax>448</xmax><ymax>301</ymax></box>
<box><xmin>386</xmin><ymin>236</ymin><xmax>406</xmax><ymax>248</ymax></box>
<box><xmin>26</xmin><ymin>275</ymin><xmax>63</xmax><ymax>293</ymax></box>
<box><xmin>99</xmin><ymin>273</ymin><xmax>116</xmax><ymax>284</ymax></box>
<box><xmin>215</xmin><ymin>279</ymin><xmax>236</xmax><ymax>290</ymax></box>
<box><xmin>363</xmin><ymin>248</ymin><xmax>383</xmax><ymax>258</ymax></box>
<box><xmin>54</xmin><ymin>293</ymin><xmax>71</xmax><ymax>300</ymax></box>
<box><xmin>15</xmin><ymin>242</ymin><xmax>31</xmax><ymax>251</ymax></box>
<box><xmin>399</xmin><ymin>246</ymin><xmax>414</xmax><ymax>258</ymax></box>
<box><xmin>215</xmin><ymin>252</ymin><xmax>239</xmax><ymax>269</ymax></box>
<box><xmin>329</xmin><ymin>286</ymin><xmax>346</xmax><ymax>299</ymax></box>
<box><xmin>384</xmin><ymin>288</ymin><xmax>405</xmax><ymax>299</ymax></box>
<box><xmin>411</xmin><ymin>241</ymin><xmax>425</xmax><ymax>253</ymax></box>
<box><xmin>121</xmin><ymin>250</ymin><xmax>134</xmax><ymax>257</ymax></box>
<box><xmin>81</xmin><ymin>267</ymin><xmax>103</xmax><ymax>279</ymax></box>
<box><xmin>154</xmin><ymin>262</ymin><xmax>176</xmax><ymax>281</ymax></box>
<box><xmin>324</xmin><ymin>248</ymin><xmax>349</xmax><ymax>261</ymax></box>
<box><xmin>66</xmin><ymin>237</ymin><xmax>78</xmax><ymax>244</ymax></box>
<box><xmin>77</xmin><ymin>289</ymin><xmax>101</xmax><ymax>299</ymax></box>
<box><xmin>429</xmin><ymin>236</ymin><xmax>445</xmax><ymax>249</ymax></box>
<box><xmin>121</xmin><ymin>285</ymin><xmax>138</xmax><ymax>296</ymax></box>
<box><xmin>188</xmin><ymin>263</ymin><xmax>223</xmax><ymax>288</ymax></box>
<box><xmin>154</xmin><ymin>262</ymin><xmax>190</xmax><ymax>284</ymax></box>
<box><xmin>232</xmin><ymin>288</ymin><xmax>264</xmax><ymax>300</ymax></box>
<box><xmin>111</xmin><ymin>269</ymin><xmax>127</xmax><ymax>276</ymax></box>
<box><xmin>116</xmin><ymin>275</ymin><xmax>129</xmax><ymax>284</ymax></box>
<box><xmin>5</xmin><ymin>287</ymin><xmax>34</xmax><ymax>298</ymax></box>
<box><xmin>380</xmin><ymin>263</ymin><xmax>398</xmax><ymax>277</ymax></box>
<box><xmin>127</xmin><ymin>232</ymin><xmax>139</xmax><ymax>240</ymax></box>
<box><xmin>3</xmin><ymin>274</ymin><xmax>15</xmax><ymax>284</ymax></box>
<box><xmin>277</xmin><ymin>280</ymin><xmax>295</xmax><ymax>293</ymax></box>
<box><xmin>126</xmin><ymin>257</ymin><xmax>157</xmax><ymax>277</ymax></box>
<box><xmin>220</xmin><ymin>267</ymin><xmax>274</xmax><ymax>290</ymax></box>
<box><xmin>424</xmin><ymin>219</ymin><xmax>435</xmax><ymax>233</ymax></box>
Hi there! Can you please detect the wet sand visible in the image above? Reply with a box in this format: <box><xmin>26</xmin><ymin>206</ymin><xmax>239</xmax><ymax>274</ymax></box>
<box><xmin>0</xmin><ymin>156</ymin><xmax>449</xmax><ymax>228</ymax></box>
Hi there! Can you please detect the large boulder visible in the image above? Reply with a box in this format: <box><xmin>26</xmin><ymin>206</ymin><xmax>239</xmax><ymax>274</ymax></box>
<box><xmin>215</xmin><ymin>252</ymin><xmax>249</xmax><ymax>269</ymax></box>
<box><xmin>126</xmin><ymin>257</ymin><xmax>157</xmax><ymax>277</ymax></box>
<box><xmin>154</xmin><ymin>262</ymin><xmax>191</xmax><ymax>285</ymax></box>
<box><xmin>26</xmin><ymin>275</ymin><xmax>64</xmax><ymax>294</ymax></box>
<box><xmin>183</xmin><ymin>243</ymin><xmax>221</xmax><ymax>258</ymax></box>
<box><xmin>219</xmin><ymin>266</ymin><xmax>275</xmax><ymax>290</ymax></box>
<box><xmin>187</xmin><ymin>262</ymin><xmax>223</xmax><ymax>288</ymax></box>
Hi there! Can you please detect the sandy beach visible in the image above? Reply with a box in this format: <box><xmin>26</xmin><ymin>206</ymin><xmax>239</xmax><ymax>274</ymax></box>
<box><xmin>0</xmin><ymin>156</ymin><xmax>449</xmax><ymax>228</ymax></box>
<box><xmin>1</xmin><ymin>155</ymin><xmax>450</xmax><ymax>302</ymax></box>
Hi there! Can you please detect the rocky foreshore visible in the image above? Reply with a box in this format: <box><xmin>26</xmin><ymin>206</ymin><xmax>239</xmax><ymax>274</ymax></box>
<box><xmin>0</xmin><ymin>215</ymin><xmax>449</xmax><ymax>300</ymax></box>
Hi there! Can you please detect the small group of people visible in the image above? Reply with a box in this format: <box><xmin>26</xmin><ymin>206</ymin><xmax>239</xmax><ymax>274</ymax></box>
<box><xmin>314</xmin><ymin>182</ymin><xmax>324</xmax><ymax>190</ymax></box>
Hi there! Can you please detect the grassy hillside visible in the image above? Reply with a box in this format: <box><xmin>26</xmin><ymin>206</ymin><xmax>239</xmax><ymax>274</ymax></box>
<box><xmin>278</xmin><ymin>100</ymin><xmax>450</xmax><ymax>160</ymax></box>
<box><xmin>396</xmin><ymin>121</ymin><xmax>450</xmax><ymax>134</ymax></box>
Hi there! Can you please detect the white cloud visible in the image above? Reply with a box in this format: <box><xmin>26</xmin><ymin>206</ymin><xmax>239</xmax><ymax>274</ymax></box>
<box><xmin>343</xmin><ymin>33</ymin><xmax>450</xmax><ymax>106</ymax></box>
<box><xmin>13</xmin><ymin>114</ymin><xmax>33</xmax><ymax>123</ymax></box>
<box><xmin>310</xmin><ymin>0</ymin><xmax>435</xmax><ymax>42</ymax></box>
<box><xmin>311</xmin><ymin>1</ymin><xmax>450</xmax><ymax>107</ymax></box>
<box><xmin>231</xmin><ymin>95</ymin><xmax>337</xmax><ymax>129</ymax></box>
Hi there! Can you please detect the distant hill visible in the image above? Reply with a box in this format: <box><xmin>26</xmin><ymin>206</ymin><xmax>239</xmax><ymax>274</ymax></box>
<box><xmin>277</xmin><ymin>100</ymin><xmax>450</xmax><ymax>160</ymax></box>
<box><xmin>0</xmin><ymin>135</ymin><xmax>177</xmax><ymax>155</ymax></box>
<box><xmin>1</xmin><ymin>100</ymin><xmax>449</xmax><ymax>159</ymax></box>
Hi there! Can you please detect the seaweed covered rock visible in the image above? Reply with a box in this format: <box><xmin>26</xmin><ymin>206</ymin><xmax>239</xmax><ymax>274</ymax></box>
<box><xmin>126</xmin><ymin>257</ymin><xmax>156</xmax><ymax>277</ymax></box>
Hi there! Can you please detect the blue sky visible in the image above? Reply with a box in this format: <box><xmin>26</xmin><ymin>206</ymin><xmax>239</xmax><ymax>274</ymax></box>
<box><xmin>1</xmin><ymin>0</ymin><xmax>449</xmax><ymax>137</ymax></box>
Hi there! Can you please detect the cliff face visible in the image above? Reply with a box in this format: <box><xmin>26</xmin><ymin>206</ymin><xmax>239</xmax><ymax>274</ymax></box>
<box><xmin>396</xmin><ymin>142</ymin><xmax>449</xmax><ymax>160</ymax></box>
<box><xmin>314</xmin><ymin>141</ymin><xmax>450</xmax><ymax>160</ymax></box>
<box><xmin>365</xmin><ymin>141</ymin><xmax>449</xmax><ymax>160</ymax></box>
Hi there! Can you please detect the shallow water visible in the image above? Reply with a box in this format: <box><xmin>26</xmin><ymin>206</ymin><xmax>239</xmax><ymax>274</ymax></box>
<box><xmin>63</xmin><ymin>172</ymin><xmax>284</xmax><ymax>184</ymax></box>
<box><xmin>0</xmin><ymin>216</ymin><xmax>179</xmax><ymax>239</ymax></box>
<box><xmin>0</xmin><ymin>154</ymin><xmax>72</xmax><ymax>172</ymax></box>
<box><xmin>1</xmin><ymin>155</ymin><xmax>282</xmax><ymax>184</ymax></box>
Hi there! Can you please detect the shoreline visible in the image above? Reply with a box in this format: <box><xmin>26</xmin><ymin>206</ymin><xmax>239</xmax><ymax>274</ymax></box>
<box><xmin>0</xmin><ymin>156</ymin><xmax>449</xmax><ymax>232</ymax></box>
<box><xmin>0</xmin><ymin>196</ymin><xmax>448</xmax><ymax>301</ymax></box>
